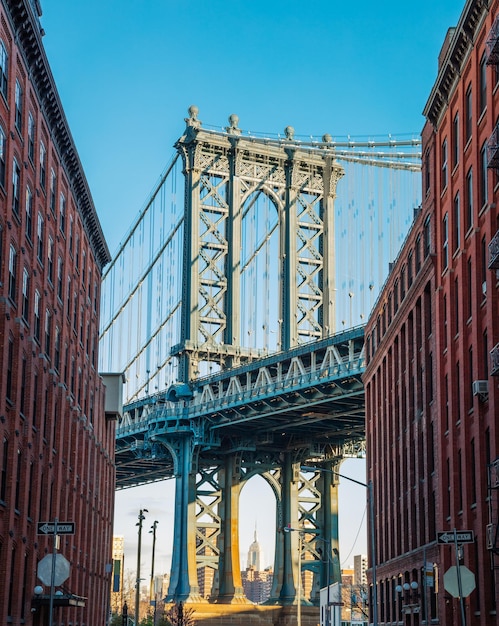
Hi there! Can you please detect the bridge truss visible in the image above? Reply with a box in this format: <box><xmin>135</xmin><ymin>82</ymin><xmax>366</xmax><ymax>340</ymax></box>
<box><xmin>99</xmin><ymin>108</ymin><xmax>422</xmax><ymax>607</ymax></box>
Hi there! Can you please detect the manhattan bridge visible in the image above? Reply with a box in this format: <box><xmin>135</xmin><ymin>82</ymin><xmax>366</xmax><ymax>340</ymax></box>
<box><xmin>99</xmin><ymin>107</ymin><xmax>421</xmax><ymax>618</ymax></box>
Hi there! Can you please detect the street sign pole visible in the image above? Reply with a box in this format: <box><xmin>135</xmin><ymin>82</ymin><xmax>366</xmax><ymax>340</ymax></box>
<box><xmin>453</xmin><ymin>529</ymin><xmax>467</xmax><ymax>626</ymax></box>
<box><xmin>48</xmin><ymin>518</ymin><xmax>58</xmax><ymax>626</ymax></box>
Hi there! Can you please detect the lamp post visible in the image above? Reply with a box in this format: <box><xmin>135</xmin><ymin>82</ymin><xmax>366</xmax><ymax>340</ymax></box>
<box><xmin>149</xmin><ymin>520</ymin><xmax>159</xmax><ymax>626</ymax></box>
<box><xmin>301</xmin><ymin>465</ymin><xmax>378</xmax><ymax>626</ymax></box>
<box><xmin>395</xmin><ymin>580</ymin><xmax>419</xmax><ymax>624</ymax></box>
<box><xmin>315</xmin><ymin>536</ymin><xmax>333</xmax><ymax>626</ymax></box>
<box><xmin>284</xmin><ymin>525</ymin><xmax>303</xmax><ymax>626</ymax></box>
<box><xmin>135</xmin><ymin>508</ymin><xmax>148</xmax><ymax>626</ymax></box>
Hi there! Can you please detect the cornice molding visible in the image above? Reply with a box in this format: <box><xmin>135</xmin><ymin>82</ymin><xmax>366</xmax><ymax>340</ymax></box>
<box><xmin>423</xmin><ymin>0</ymin><xmax>490</xmax><ymax>128</ymax></box>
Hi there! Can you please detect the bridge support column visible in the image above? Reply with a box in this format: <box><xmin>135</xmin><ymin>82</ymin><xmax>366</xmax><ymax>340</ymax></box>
<box><xmin>214</xmin><ymin>455</ymin><xmax>248</xmax><ymax>604</ymax></box>
<box><xmin>277</xmin><ymin>453</ymin><xmax>300</xmax><ymax>605</ymax></box>
<box><xmin>167</xmin><ymin>436</ymin><xmax>203</xmax><ymax>602</ymax></box>
<box><xmin>316</xmin><ymin>466</ymin><xmax>341</xmax><ymax>599</ymax></box>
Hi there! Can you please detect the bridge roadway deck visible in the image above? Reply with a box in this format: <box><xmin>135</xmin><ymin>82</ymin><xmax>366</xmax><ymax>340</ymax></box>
<box><xmin>115</xmin><ymin>326</ymin><xmax>366</xmax><ymax>488</ymax></box>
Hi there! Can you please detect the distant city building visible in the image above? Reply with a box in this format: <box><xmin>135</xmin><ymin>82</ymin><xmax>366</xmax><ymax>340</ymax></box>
<box><xmin>241</xmin><ymin>566</ymin><xmax>273</xmax><ymax>604</ymax></box>
<box><xmin>353</xmin><ymin>554</ymin><xmax>367</xmax><ymax>586</ymax></box>
<box><xmin>196</xmin><ymin>526</ymin><xmax>216</xmax><ymax>599</ymax></box>
<box><xmin>111</xmin><ymin>536</ymin><xmax>125</xmax><ymax>610</ymax></box>
<box><xmin>0</xmin><ymin>2</ymin><xmax>114</xmax><ymax>626</ymax></box>
<box><xmin>240</xmin><ymin>531</ymin><xmax>273</xmax><ymax>603</ymax></box>
<box><xmin>247</xmin><ymin>528</ymin><xmax>263</xmax><ymax>571</ymax></box>
<box><xmin>364</xmin><ymin>1</ymin><xmax>499</xmax><ymax>624</ymax></box>
<box><xmin>341</xmin><ymin>568</ymin><xmax>354</xmax><ymax>585</ymax></box>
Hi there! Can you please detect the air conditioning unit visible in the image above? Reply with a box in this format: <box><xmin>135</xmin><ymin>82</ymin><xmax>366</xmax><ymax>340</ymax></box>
<box><xmin>472</xmin><ymin>380</ymin><xmax>489</xmax><ymax>397</ymax></box>
<box><xmin>486</xmin><ymin>523</ymin><xmax>495</xmax><ymax>550</ymax></box>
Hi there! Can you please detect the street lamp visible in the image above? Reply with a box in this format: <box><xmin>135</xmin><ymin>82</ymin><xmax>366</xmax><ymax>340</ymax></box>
<box><xmin>149</xmin><ymin>520</ymin><xmax>159</xmax><ymax>626</ymax></box>
<box><xmin>135</xmin><ymin>508</ymin><xmax>148</xmax><ymax>626</ymax></box>
<box><xmin>283</xmin><ymin>525</ymin><xmax>304</xmax><ymax>626</ymax></box>
<box><xmin>301</xmin><ymin>465</ymin><xmax>378</xmax><ymax>626</ymax></box>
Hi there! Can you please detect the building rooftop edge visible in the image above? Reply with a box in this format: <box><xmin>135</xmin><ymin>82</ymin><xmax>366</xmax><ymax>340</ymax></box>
<box><xmin>5</xmin><ymin>0</ymin><xmax>111</xmax><ymax>268</ymax></box>
<box><xmin>423</xmin><ymin>0</ymin><xmax>489</xmax><ymax>127</ymax></box>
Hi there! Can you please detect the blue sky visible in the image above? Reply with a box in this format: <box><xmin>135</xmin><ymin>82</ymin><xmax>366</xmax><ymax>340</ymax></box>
<box><xmin>40</xmin><ymin>0</ymin><xmax>462</xmax><ymax>582</ymax></box>
<box><xmin>41</xmin><ymin>0</ymin><xmax>461</xmax><ymax>256</ymax></box>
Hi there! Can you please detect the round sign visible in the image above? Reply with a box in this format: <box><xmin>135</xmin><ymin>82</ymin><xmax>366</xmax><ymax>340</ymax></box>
<box><xmin>37</xmin><ymin>553</ymin><xmax>70</xmax><ymax>586</ymax></box>
<box><xmin>443</xmin><ymin>565</ymin><xmax>476</xmax><ymax>598</ymax></box>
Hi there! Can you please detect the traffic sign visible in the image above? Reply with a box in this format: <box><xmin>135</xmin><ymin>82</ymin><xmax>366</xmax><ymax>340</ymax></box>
<box><xmin>37</xmin><ymin>553</ymin><xmax>71</xmax><ymax>586</ymax></box>
<box><xmin>443</xmin><ymin>565</ymin><xmax>476</xmax><ymax>598</ymax></box>
<box><xmin>437</xmin><ymin>530</ymin><xmax>474</xmax><ymax>544</ymax></box>
<box><xmin>37</xmin><ymin>522</ymin><xmax>75</xmax><ymax>535</ymax></box>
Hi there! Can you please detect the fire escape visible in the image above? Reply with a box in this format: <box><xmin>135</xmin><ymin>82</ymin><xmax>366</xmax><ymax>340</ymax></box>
<box><xmin>486</xmin><ymin>459</ymin><xmax>499</xmax><ymax>569</ymax></box>
<box><xmin>485</xmin><ymin>15</ymin><xmax>499</xmax><ymax>570</ymax></box>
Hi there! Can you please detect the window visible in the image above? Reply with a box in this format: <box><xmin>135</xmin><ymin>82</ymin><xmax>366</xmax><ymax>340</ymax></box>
<box><xmin>467</xmin><ymin>257</ymin><xmax>472</xmax><ymax>320</ymax></box>
<box><xmin>28</xmin><ymin>112</ymin><xmax>35</xmax><ymax>162</ymax></box>
<box><xmin>480</xmin><ymin>141</ymin><xmax>488</xmax><ymax>208</ymax></box>
<box><xmin>66</xmin><ymin>276</ymin><xmax>71</xmax><ymax>318</ymax></box>
<box><xmin>34</xmin><ymin>290</ymin><xmax>41</xmax><ymax>342</ymax></box>
<box><xmin>82</xmin><ymin>250</ymin><xmax>86</xmax><ymax>288</ymax></box>
<box><xmin>25</xmin><ymin>185</ymin><xmax>33</xmax><ymax>241</ymax></box>
<box><xmin>22</xmin><ymin>267</ymin><xmax>29</xmax><ymax>320</ymax></box>
<box><xmin>442</xmin><ymin>213</ymin><xmax>448</xmax><ymax>270</ymax></box>
<box><xmin>6</xmin><ymin>337</ymin><xmax>13</xmax><ymax>402</ymax></box>
<box><xmin>69</xmin><ymin>215</ymin><xmax>73</xmax><ymax>254</ymax></box>
<box><xmin>20</xmin><ymin>355</ymin><xmax>27</xmax><ymax>416</ymax></box>
<box><xmin>50</xmin><ymin>169</ymin><xmax>56</xmax><ymax>214</ymax></box>
<box><xmin>54</xmin><ymin>326</ymin><xmax>61</xmax><ymax>371</ymax></box>
<box><xmin>8</xmin><ymin>244</ymin><xmax>16</xmax><ymax>301</ymax></box>
<box><xmin>14</xmin><ymin>79</ymin><xmax>22</xmax><ymax>132</ymax></box>
<box><xmin>415</xmin><ymin>235</ymin><xmax>421</xmax><ymax>272</ymax></box>
<box><xmin>39</xmin><ymin>141</ymin><xmax>46</xmax><ymax>190</ymax></box>
<box><xmin>0</xmin><ymin>39</ymin><xmax>8</xmax><ymax>100</ymax></box>
<box><xmin>57</xmin><ymin>256</ymin><xmax>63</xmax><ymax>300</ymax></box>
<box><xmin>441</xmin><ymin>138</ymin><xmax>448</xmax><ymax>190</ymax></box>
<box><xmin>452</xmin><ymin>113</ymin><xmax>459</xmax><ymax>168</ymax></box>
<box><xmin>443</xmin><ymin>294</ymin><xmax>448</xmax><ymax>349</ymax></box>
<box><xmin>425</xmin><ymin>149</ymin><xmax>430</xmax><ymax>195</ymax></box>
<box><xmin>15</xmin><ymin>448</ymin><xmax>21</xmax><ymax>510</ymax></box>
<box><xmin>465</xmin><ymin>167</ymin><xmax>473</xmax><ymax>232</ymax></box>
<box><xmin>47</xmin><ymin>236</ymin><xmax>54</xmax><ymax>283</ymax></box>
<box><xmin>465</xmin><ymin>85</ymin><xmax>472</xmax><ymax>142</ymax></box>
<box><xmin>0</xmin><ymin>126</ymin><xmax>5</xmax><ymax>187</ymax></box>
<box><xmin>1</xmin><ymin>437</ymin><xmax>8</xmax><ymax>502</ymax></box>
<box><xmin>480</xmin><ymin>53</ymin><xmax>487</xmax><ymax>114</ymax></box>
<box><xmin>407</xmin><ymin>251</ymin><xmax>413</xmax><ymax>286</ymax></box>
<box><xmin>453</xmin><ymin>192</ymin><xmax>460</xmax><ymax>252</ymax></box>
<box><xmin>12</xmin><ymin>158</ymin><xmax>20</xmax><ymax>216</ymax></box>
<box><xmin>59</xmin><ymin>192</ymin><xmax>66</xmax><ymax>234</ymax></box>
<box><xmin>37</xmin><ymin>213</ymin><xmax>44</xmax><ymax>262</ymax></box>
<box><xmin>45</xmin><ymin>309</ymin><xmax>51</xmax><ymax>357</ymax></box>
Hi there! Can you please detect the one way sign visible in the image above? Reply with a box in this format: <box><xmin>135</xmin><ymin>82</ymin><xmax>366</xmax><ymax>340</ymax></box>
<box><xmin>437</xmin><ymin>530</ymin><xmax>474</xmax><ymax>544</ymax></box>
<box><xmin>37</xmin><ymin>521</ymin><xmax>75</xmax><ymax>535</ymax></box>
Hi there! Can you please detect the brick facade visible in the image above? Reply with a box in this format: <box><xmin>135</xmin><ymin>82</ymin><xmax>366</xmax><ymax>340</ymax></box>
<box><xmin>0</xmin><ymin>1</ymin><xmax>114</xmax><ymax>625</ymax></box>
<box><xmin>364</xmin><ymin>1</ymin><xmax>499</xmax><ymax>625</ymax></box>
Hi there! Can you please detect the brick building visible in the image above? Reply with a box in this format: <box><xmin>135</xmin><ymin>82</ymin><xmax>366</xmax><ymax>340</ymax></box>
<box><xmin>363</xmin><ymin>1</ymin><xmax>499</xmax><ymax>625</ymax></box>
<box><xmin>0</xmin><ymin>1</ymin><xmax>115</xmax><ymax>625</ymax></box>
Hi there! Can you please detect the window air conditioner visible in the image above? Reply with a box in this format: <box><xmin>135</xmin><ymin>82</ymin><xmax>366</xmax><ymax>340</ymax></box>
<box><xmin>472</xmin><ymin>380</ymin><xmax>489</xmax><ymax>396</ymax></box>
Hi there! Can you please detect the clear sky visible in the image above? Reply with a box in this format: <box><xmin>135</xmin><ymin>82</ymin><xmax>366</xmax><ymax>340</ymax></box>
<box><xmin>39</xmin><ymin>0</ymin><xmax>462</xmax><ymax>583</ymax></box>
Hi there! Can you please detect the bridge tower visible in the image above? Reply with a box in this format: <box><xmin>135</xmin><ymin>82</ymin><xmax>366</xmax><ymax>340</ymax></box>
<box><xmin>173</xmin><ymin>106</ymin><xmax>344</xmax><ymax>381</ymax></box>
<box><xmin>162</xmin><ymin>108</ymin><xmax>347</xmax><ymax>607</ymax></box>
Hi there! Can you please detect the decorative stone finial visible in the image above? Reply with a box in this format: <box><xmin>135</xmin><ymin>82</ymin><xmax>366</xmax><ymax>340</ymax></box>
<box><xmin>284</xmin><ymin>126</ymin><xmax>295</xmax><ymax>140</ymax></box>
<box><xmin>185</xmin><ymin>105</ymin><xmax>201</xmax><ymax>128</ymax></box>
<box><xmin>226</xmin><ymin>113</ymin><xmax>241</xmax><ymax>135</ymax></box>
<box><xmin>322</xmin><ymin>133</ymin><xmax>332</xmax><ymax>143</ymax></box>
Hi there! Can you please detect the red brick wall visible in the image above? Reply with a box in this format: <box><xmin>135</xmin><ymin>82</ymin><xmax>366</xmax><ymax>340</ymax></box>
<box><xmin>0</xmin><ymin>2</ymin><xmax>114</xmax><ymax>625</ymax></box>
<box><xmin>364</xmin><ymin>1</ymin><xmax>499</xmax><ymax>624</ymax></box>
